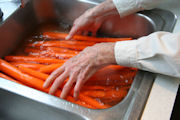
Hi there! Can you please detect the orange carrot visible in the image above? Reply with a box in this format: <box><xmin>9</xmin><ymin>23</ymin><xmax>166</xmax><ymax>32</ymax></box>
<box><xmin>66</xmin><ymin>96</ymin><xmax>95</xmax><ymax>109</ymax></box>
<box><xmin>0</xmin><ymin>72</ymin><xmax>21</xmax><ymax>84</ymax></box>
<box><xmin>78</xmin><ymin>93</ymin><xmax>110</xmax><ymax>109</ymax></box>
<box><xmin>27</xmin><ymin>41</ymin><xmax>89</xmax><ymax>50</ymax></box>
<box><xmin>5</xmin><ymin>56</ymin><xmax>66</xmax><ymax>64</ymax></box>
<box><xmin>10</xmin><ymin>62</ymin><xmax>45</xmax><ymax>70</ymax></box>
<box><xmin>47</xmin><ymin>47</ymin><xmax>79</xmax><ymax>54</ymax></box>
<box><xmin>18</xmin><ymin>65</ymin><xmax>49</xmax><ymax>81</ymax></box>
<box><xmin>43</xmin><ymin>32</ymin><xmax>132</xmax><ymax>42</ymax></box>
<box><xmin>39</xmin><ymin>63</ymin><xmax>63</xmax><ymax>73</ymax></box>
<box><xmin>0</xmin><ymin>59</ymin><xmax>48</xmax><ymax>92</ymax></box>
<box><xmin>82</xmin><ymin>90</ymin><xmax>106</xmax><ymax>98</ymax></box>
<box><xmin>26</xmin><ymin>48</ymin><xmax>76</xmax><ymax>59</ymax></box>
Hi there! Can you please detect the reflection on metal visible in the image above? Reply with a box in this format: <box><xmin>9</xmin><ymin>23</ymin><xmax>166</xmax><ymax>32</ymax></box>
<box><xmin>0</xmin><ymin>0</ymin><xmax>177</xmax><ymax>120</ymax></box>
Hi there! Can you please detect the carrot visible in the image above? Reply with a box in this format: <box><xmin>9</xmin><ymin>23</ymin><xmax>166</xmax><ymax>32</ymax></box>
<box><xmin>39</xmin><ymin>63</ymin><xmax>63</xmax><ymax>73</ymax></box>
<box><xmin>66</xmin><ymin>95</ymin><xmax>95</xmax><ymax>109</ymax></box>
<box><xmin>43</xmin><ymin>32</ymin><xmax>132</xmax><ymax>42</ymax></box>
<box><xmin>0</xmin><ymin>72</ymin><xmax>21</xmax><ymax>84</ymax></box>
<box><xmin>82</xmin><ymin>90</ymin><xmax>106</xmax><ymax>98</ymax></box>
<box><xmin>82</xmin><ymin>85</ymin><xmax>106</xmax><ymax>90</ymax></box>
<box><xmin>78</xmin><ymin>93</ymin><xmax>110</xmax><ymax>109</ymax></box>
<box><xmin>18</xmin><ymin>65</ymin><xmax>49</xmax><ymax>81</ymax></box>
<box><xmin>0</xmin><ymin>59</ymin><xmax>48</xmax><ymax>92</ymax></box>
<box><xmin>10</xmin><ymin>62</ymin><xmax>45</xmax><ymax>70</ymax></box>
<box><xmin>5</xmin><ymin>56</ymin><xmax>66</xmax><ymax>64</ymax></box>
<box><xmin>47</xmin><ymin>47</ymin><xmax>79</xmax><ymax>54</ymax></box>
<box><xmin>26</xmin><ymin>48</ymin><xmax>76</xmax><ymax>59</ymax></box>
<box><xmin>105</xmin><ymin>89</ymin><xmax>128</xmax><ymax>99</ymax></box>
<box><xmin>27</xmin><ymin>41</ymin><xmax>89</xmax><ymax>51</ymax></box>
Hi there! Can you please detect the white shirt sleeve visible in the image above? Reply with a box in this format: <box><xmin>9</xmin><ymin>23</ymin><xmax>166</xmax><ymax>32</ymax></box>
<box><xmin>114</xmin><ymin>31</ymin><xmax>180</xmax><ymax>78</ymax></box>
<box><xmin>113</xmin><ymin>0</ymin><xmax>167</xmax><ymax>17</ymax></box>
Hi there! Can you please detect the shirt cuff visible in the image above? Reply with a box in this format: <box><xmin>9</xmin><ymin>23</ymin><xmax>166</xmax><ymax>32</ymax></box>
<box><xmin>114</xmin><ymin>40</ymin><xmax>138</xmax><ymax>68</ymax></box>
<box><xmin>112</xmin><ymin>0</ymin><xmax>141</xmax><ymax>17</ymax></box>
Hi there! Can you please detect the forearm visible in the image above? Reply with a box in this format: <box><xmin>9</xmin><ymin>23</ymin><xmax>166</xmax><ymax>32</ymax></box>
<box><xmin>115</xmin><ymin>31</ymin><xmax>180</xmax><ymax>78</ymax></box>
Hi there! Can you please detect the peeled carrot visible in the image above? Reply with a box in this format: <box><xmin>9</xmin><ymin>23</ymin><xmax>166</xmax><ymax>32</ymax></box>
<box><xmin>26</xmin><ymin>48</ymin><xmax>76</xmax><ymax>59</ymax></box>
<box><xmin>5</xmin><ymin>56</ymin><xmax>66</xmax><ymax>64</ymax></box>
<box><xmin>10</xmin><ymin>62</ymin><xmax>45</xmax><ymax>70</ymax></box>
<box><xmin>105</xmin><ymin>89</ymin><xmax>128</xmax><ymax>99</ymax></box>
<box><xmin>78</xmin><ymin>93</ymin><xmax>110</xmax><ymax>109</ymax></box>
<box><xmin>0</xmin><ymin>59</ymin><xmax>48</xmax><ymax>92</ymax></box>
<box><xmin>47</xmin><ymin>47</ymin><xmax>79</xmax><ymax>54</ymax></box>
<box><xmin>39</xmin><ymin>63</ymin><xmax>63</xmax><ymax>73</ymax></box>
<box><xmin>82</xmin><ymin>90</ymin><xmax>106</xmax><ymax>98</ymax></box>
<box><xmin>0</xmin><ymin>72</ymin><xmax>21</xmax><ymax>84</ymax></box>
<box><xmin>27</xmin><ymin>41</ymin><xmax>89</xmax><ymax>51</ymax></box>
<box><xmin>18</xmin><ymin>65</ymin><xmax>49</xmax><ymax>81</ymax></box>
<box><xmin>43</xmin><ymin>32</ymin><xmax>132</xmax><ymax>42</ymax></box>
<box><xmin>66</xmin><ymin>96</ymin><xmax>95</xmax><ymax>109</ymax></box>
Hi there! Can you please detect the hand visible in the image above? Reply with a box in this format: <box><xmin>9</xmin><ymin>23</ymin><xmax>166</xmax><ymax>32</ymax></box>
<box><xmin>65</xmin><ymin>8</ymin><xmax>105</xmax><ymax>40</ymax></box>
<box><xmin>43</xmin><ymin>43</ymin><xmax>116</xmax><ymax>100</ymax></box>
<box><xmin>66</xmin><ymin>0</ymin><xmax>117</xmax><ymax>40</ymax></box>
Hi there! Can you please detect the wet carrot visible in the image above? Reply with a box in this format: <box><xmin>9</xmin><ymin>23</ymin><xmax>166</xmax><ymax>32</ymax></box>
<box><xmin>5</xmin><ymin>56</ymin><xmax>66</xmax><ymax>64</ymax></box>
<box><xmin>43</xmin><ymin>32</ymin><xmax>132</xmax><ymax>42</ymax></box>
<box><xmin>78</xmin><ymin>93</ymin><xmax>110</xmax><ymax>109</ymax></box>
<box><xmin>66</xmin><ymin>96</ymin><xmax>95</xmax><ymax>109</ymax></box>
<box><xmin>47</xmin><ymin>47</ymin><xmax>79</xmax><ymax>54</ymax></box>
<box><xmin>26</xmin><ymin>49</ymin><xmax>76</xmax><ymax>59</ymax></box>
<box><xmin>105</xmin><ymin>89</ymin><xmax>128</xmax><ymax>99</ymax></box>
<box><xmin>27</xmin><ymin>41</ymin><xmax>89</xmax><ymax>50</ymax></box>
<box><xmin>0</xmin><ymin>59</ymin><xmax>48</xmax><ymax>92</ymax></box>
<box><xmin>10</xmin><ymin>62</ymin><xmax>45</xmax><ymax>70</ymax></box>
<box><xmin>0</xmin><ymin>72</ymin><xmax>21</xmax><ymax>84</ymax></box>
<box><xmin>18</xmin><ymin>65</ymin><xmax>49</xmax><ymax>81</ymax></box>
<box><xmin>39</xmin><ymin>63</ymin><xmax>63</xmax><ymax>73</ymax></box>
<box><xmin>82</xmin><ymin>90</ymin><xmax>106</xmax><ymax>98</ymax></box>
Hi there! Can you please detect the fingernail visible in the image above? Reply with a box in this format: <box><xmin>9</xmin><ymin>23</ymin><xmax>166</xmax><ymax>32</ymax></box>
<box><xmin>65</xmin><ymin>36</ymin><xmax>70</xmax><ymax>40</ymax></box>
<box><xmin>43</xmin><ymin>83</ymin><xmax>47</xmax><ymax>88</ymax></box>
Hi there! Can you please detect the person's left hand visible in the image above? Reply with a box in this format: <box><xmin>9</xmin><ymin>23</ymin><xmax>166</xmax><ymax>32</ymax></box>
<box><xmin>43</xmin><ymin>42</ymin><xmax>116</xmax><ymax>100</ymax></box>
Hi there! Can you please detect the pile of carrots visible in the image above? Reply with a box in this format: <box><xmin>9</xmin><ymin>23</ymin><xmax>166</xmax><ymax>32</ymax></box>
<box><xmin>0</xmin><ymin>31</ymin><xmax>137</xmax><ymax>109</ymax></box>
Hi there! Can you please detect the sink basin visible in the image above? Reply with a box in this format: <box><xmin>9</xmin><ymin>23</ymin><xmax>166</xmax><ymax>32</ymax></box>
<box><xmin>0</xmin><ymin>0</ymin><xmax>177</xmax><ymax>120</ymax></box>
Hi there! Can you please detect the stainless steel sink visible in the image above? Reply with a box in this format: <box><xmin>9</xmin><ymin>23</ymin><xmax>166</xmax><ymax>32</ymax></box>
<box><xmin>0</xmin><ymin>0</ymin><xmax>177</xmax><ymax>120</ymax></box>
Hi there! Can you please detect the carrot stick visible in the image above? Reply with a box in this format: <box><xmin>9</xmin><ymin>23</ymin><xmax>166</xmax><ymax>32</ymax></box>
<box><xmin>10</xmin><ymin>62</ymin><xmax>45</xmax><ymax>70</ymax></box>
<box><xmin>78</xmin><ymin>93</ymin><xmax>110</xmax><ymax>109</ymax></box>
<box><xmin>82</xmin><ymin>85</ymin><xmax>106</xmax><ymax>90</ymax></box>
<box><xmin>39</xmin><ymin>63</ymin><xmax>63</xmax><ymax>73</ymax></box>
<box><xmin>5</xmin><ymin>56</ymin><xmax>66</xmax><ymax>64</ymax></box>
<box><xmin>0</xmin><ymin>72</ymin><xmax>21</xmax><ymax>84</ymax></box>
<box><xmin>26</xmin><ymin>48</ymin><xmax>76</xmax><ymax>59</ymax></box>
<box><xmin>43</xmin><ymin>32</ymin><xmax>132</xmax><ymax>42</ymax></box>
<box><xmin>27</xmin><ymin>41</ymin><xmax>89</xmax><ymax>51</ymax></box>
<box><xmin>0</xmin><ymin>59</ymin><xmax>48</xmax><ymax>92</ymax></box>
<box><xmin>47</xmin><ymin>47</ymin><xmax>79</xmax><ymax>54</ymax></box>
<box><xmin>18</xmin><ymin>65</ymin><xmax>49</xmax><ymax>81</ymax></box>
<box><xmin>82</xmin><ymin>90</ymin><xmax>106</xmax><ymax>98</ymax></box>
<box><xmin>66</xmin><ymin>96</ymin><xmax>95</xmax><ymax>109</ymax></box>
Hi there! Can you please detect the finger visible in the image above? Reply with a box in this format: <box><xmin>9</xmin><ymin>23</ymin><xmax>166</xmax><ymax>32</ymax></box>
<box><xmin>43</xmin><ymin>66</ymin><xmax>65</xmax><ymax>88</ymax></box>
<box><xmin>66</xmin><ymin>26</ymin><xmax>79</xmax><ymax>40</ymax></box>
<box><xmin>49</xmin><ymin>71</ymin><xmax>68</xmax><ymax>95</ymax></box>
<box><xmin>60</xmin><ymin>71</ymin><xmax>79</xmax><ymax>99</ymax></box>
<box><xmin>74</xmin><ymin>66</ymin><xmax>93</xmax><ymax>100</ymax></box>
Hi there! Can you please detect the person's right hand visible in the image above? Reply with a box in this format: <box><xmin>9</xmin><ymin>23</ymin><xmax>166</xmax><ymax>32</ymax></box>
<box><xmin>65</xmin><ymin>8</ymin><xmax>105</xmax><ymax>40</ymax></box>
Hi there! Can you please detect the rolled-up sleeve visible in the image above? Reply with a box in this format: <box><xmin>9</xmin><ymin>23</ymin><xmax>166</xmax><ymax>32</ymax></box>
<box><xmin>113</xmin><ymin>0</ymin><xmax>167</xmax><ymax>17</ymax></box>
<box><xmin>114</xmin><ymin>32</ymin><xmax>180</xmax><ymax>78</ymax></box>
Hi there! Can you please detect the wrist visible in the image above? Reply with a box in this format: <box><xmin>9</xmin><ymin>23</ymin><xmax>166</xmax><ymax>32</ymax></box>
<box><xmin>95</xmin><ymin>43</ymin><xmax>116</xmax><ymax>66</ymax></box>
